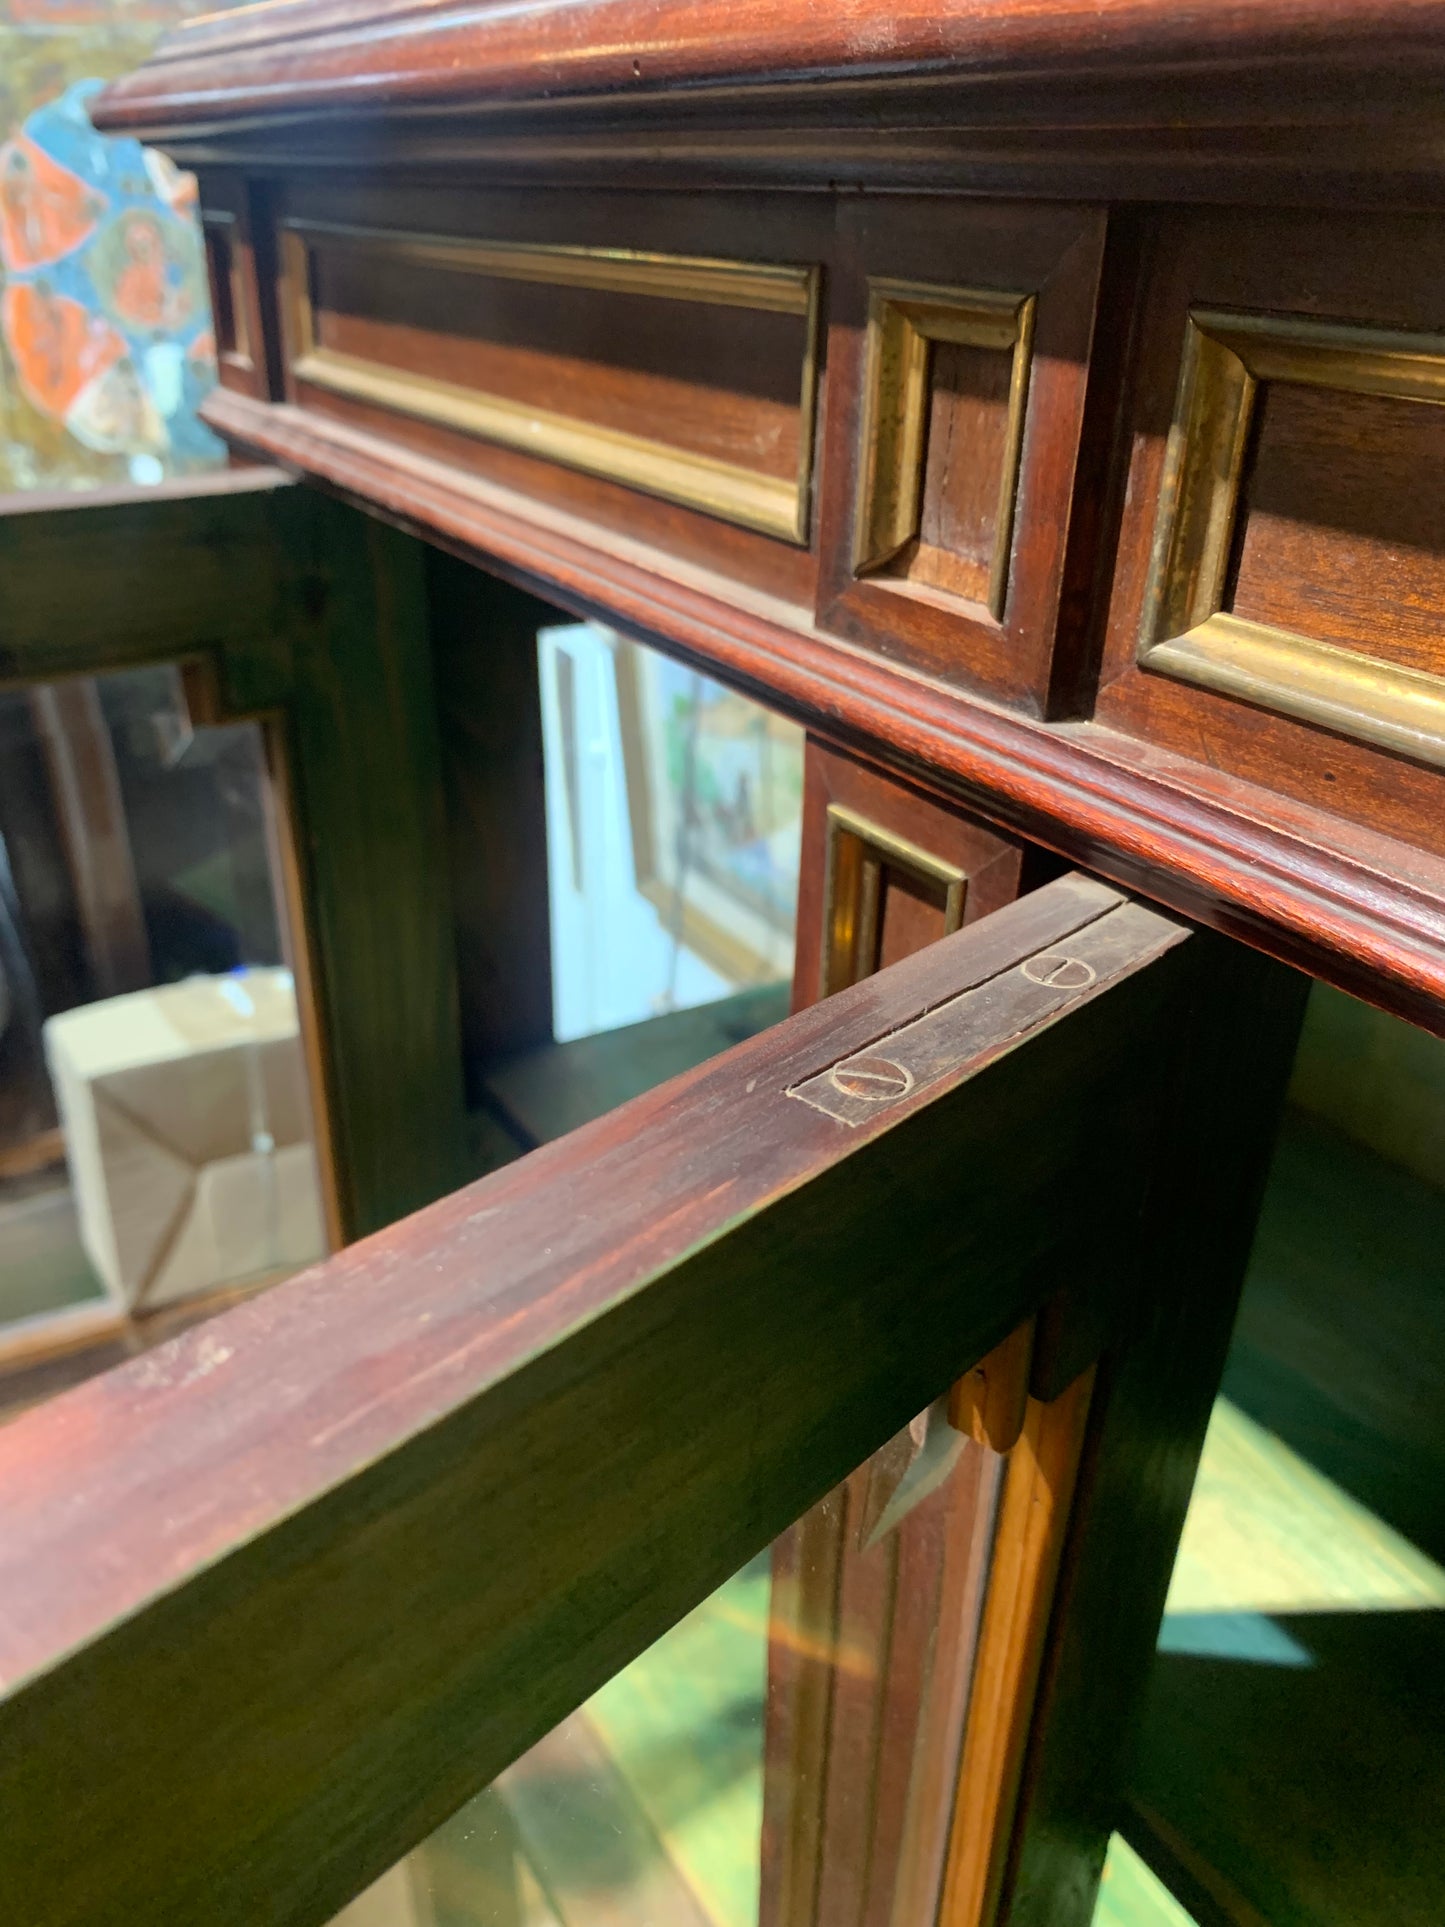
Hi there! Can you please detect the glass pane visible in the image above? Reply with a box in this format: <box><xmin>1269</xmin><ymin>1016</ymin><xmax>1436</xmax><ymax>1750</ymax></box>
<box><xmin>331</xmin><ymin>1437</ymin><xmax>1003</xmax><ymax>1927</ymax></box>
<box><xmin>1122</xmin><ymin>981</ymin><xmax>1445</xmax><ymax>1925</ymax></box>
<box><xmin>353</xmin><ymin>638</ymin><xmax>1001</xmax><ymax>1927</ymax></box>
<box><xmin>1094</xmin><ymin>1835</ymin><xmax>1199</xmax><ymax>1927</ymax></box>
<box><xmin>467</xmin><ymin>624</ymin><xmax>805</xmax><ymax>1163</ymax></box>
<box><xmin>0</xmin><ymin>664</ymin><xmax>329</xmax><ymax>1409</ymax></box>
<box><xmin>539</xmin><ymin>623</ymin><xmax>802</xmax><ymax>1042</ymax></box>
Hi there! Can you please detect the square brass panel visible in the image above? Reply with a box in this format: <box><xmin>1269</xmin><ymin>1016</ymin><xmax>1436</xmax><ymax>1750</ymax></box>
<box><xmin>820</xmin><ymin>801</ymin><xmax>967</xmax><ymax>997</ymax></box>
<box><xmin>853</xmin><ymin>280</ymin><xmax>1035</xmax><ymax>621</ymax></box>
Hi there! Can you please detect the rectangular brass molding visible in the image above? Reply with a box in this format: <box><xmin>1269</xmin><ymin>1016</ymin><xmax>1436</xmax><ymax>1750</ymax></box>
<box><xmin>1138</xmin><ymin>308</ymin><xmax>1445</xmax><ymax>768</ymax></box>
<box><xmin>281</xmin><ymin>220</ymin><xmax>821</xmax><ymax>544</ymax></box>
<box><xmin>853</xmin><ymin>278</ymin><xmax>1036</xmax><ymax>622</ymax></box>
<box><xmin>820</xmin><ymin>801</ymin><xmax>968</xmax><ymax>997</ymax></box>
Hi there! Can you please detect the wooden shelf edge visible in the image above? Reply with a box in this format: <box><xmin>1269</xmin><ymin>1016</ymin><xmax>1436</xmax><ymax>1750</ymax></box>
<box><xmin>205</xmin><ymin>386</ymin><xmax>1445</xmax><ymax>1036</ymax></box>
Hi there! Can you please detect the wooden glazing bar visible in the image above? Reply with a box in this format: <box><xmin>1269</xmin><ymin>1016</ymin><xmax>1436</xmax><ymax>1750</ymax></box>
<box><xmin>0</xmin><ymin>876</ymin><xmax>1195</xmax><ymax>1927</ymax></box>
<box><xmin>0</xmin><ymin>469</ymin><xmax>294</xmax><ymax>687</ymax></box>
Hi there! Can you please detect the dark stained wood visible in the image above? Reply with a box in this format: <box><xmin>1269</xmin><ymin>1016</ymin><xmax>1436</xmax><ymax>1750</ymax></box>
<box><xmin>200</xmin><ymin>171</ymin><xmax>273</xmax><ymax>400</ymax></box>
<box><xmin>764</xmin><ymin>740</ymin><xmax>1027</xmax><ymax>1927</ymax></box>
<box><xmin>202</xmin><ymin>383</ymin><xmax>1445</xmax><ymax>1035</ymax></box>
<box><xmin>426</xmin><ymin>554</ymin><xmax>556</xmax><ymax>1086</ymax></box>
<box><xmin>997</xmin><ymin>936</ymin><xmax>1310</xmax><ymax>1927</ymax></box>
<box><xmin>816</xmin><ymin>198</ymin><xmax>1105</xmax><ymax>712</ymax></box>
<box><xmin>90</xmin><ymin>0</ymin><xmax>1445</xmax><ymax>219</ymax></box>
<box><xmin>484</xmin><ymin>982</ymin><xmax>791</xmax><ymax>1147</ymax></box>
<box><xmin>0</xmin><ymin>478</ymin><xmax>469</xmax><ymax>1246</ymax></box>
<box><xmin>0</xmin><ymin>468</ymin><xmax>295</xmax><ymax>686</ymax></box>
<box><xmin>792</xmin><ymin>738</ymin><xmax>1026</xmax><ymax>1008</ymax></box>
<box><xmin>309</xmin><ymin>245</ymin><xmax>809</xmax><ymax>483</ymax></box>
<box><xmin>1229</xmin><ymin>382</ymin><xmax>1445</xmax><ymax>676</ymax></box>
<box><xmin>248</xmin><ymin>492</ymin><xmax>469</xmax><ymax>1237</ymax></box>
<box><xmin>63</xmin><ymin>22</ymin><xmax>1445</xmax><ymax>1927</ymax></box>
<box><xmin>0</xmin><ymin>876</ymin><xmax>1197</xmax><ymax>1927</ymax></box>
<box><xmin>1095</xmin><ymin>206</ymin><xmax>1445</xmax><ymax>861</ymax></box>
<box><xmin>270</xmin><ymin>181</ymin><xmax>829</xmax><ymax>607</ymax></box>
<box><xmin>908</xmin><ymin>338</ymin><xmax>1019</xmax><ymax>606</ymax></box>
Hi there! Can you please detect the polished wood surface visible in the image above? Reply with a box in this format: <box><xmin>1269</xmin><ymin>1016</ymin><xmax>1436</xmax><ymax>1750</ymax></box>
<box><xmin>0</xmin><ymin>877</ymin><xmax>1197</xmax><ymax>1926</ymax></box>
<box><xmin>201</xmin><ymin>378</ymin><xmax>1445</xmax><ymax>1035</ymax></box>
<box><xmin>1002</xmin><ymin>940</ymin><xmax>1309</xmax><ymax>1926</ymax></box>
<box><xmin>91</xmin><ymin>7</ymin><xmax>1445</xmax><ymax>1033</ymax></box>
<box><xmin>765</xmin><ymin>744</ymin><xmax>1029</xmax><ymax>1927</ymax></box>
<box><xmin>92</xmin><ymin>0</ymin><xmax>1445</xmax><ymax>214</ymax></box>
<box><xmin>74</xmin><ymin>14</ymin><xmax>1445</xmax><ymax>1927</ymax></box>
<box><xmin>941</xmin><ymin>1369</ymin><xmax>1095</xmax><ymax>1927</ymax></box>
<box><xmin>817</xmin><ymin>198</ymin><xmax>1104</xmax><ymax>707</ymax></box>
<box><xmin>1096</xmin><ymin>208</ymin><xmax>1445</xmax><ymax>839</ymax></box>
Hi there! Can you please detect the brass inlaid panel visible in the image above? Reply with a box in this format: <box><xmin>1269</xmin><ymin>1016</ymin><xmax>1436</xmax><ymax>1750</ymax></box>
<box><xmin>1138</xmin><ymin>309</ymin><xmax>1445</xmax><ymax>767</ymax></box>
<box><xmin>819</xmin><ymin>801</ymin><xmax>967</xmax><ymax>997</ymax></box>
<box><xmin>281</xmin><ymin>220</ymin><xmax>821</xmax><ymax>543</ymax></box>
<box><xmin>853</xmin><ymin>280</ymin><xmax>1035</xmax><ymax>620</ymax></box>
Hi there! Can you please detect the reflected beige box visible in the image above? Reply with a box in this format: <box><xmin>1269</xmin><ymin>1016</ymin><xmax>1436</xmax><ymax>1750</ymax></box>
<box><xmin>43</xmin><ymin>969</ymin><xmax>326</xmax><ymax>1313</ymax></box>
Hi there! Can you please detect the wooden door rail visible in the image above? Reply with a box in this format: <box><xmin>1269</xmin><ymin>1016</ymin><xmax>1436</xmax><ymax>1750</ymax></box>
<box><xmin>0</xmin><ymin>876</ymin><xmax>1194</xmax><ymax>1927</ymax></box>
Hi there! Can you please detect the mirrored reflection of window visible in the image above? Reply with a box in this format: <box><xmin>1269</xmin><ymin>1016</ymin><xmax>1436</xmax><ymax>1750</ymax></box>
<box><xmin>0</xmin><ymin>664</ymin><xmax>328</xmax><ymax>1410</ymax></box>
<box><xmin>1115</xmin><ymin>983</ymin><xmax>1445</xmax><ymax>1926</ymax></box>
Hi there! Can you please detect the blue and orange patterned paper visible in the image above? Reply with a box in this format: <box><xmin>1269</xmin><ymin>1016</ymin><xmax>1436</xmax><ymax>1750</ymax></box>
<box><xmin>0</xmin><ymin>78</ymin><xmax>223</xmax><ymax>484</ymax></box>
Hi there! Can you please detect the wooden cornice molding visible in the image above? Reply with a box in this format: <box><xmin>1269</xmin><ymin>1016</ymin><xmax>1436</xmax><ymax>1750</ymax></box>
<box><xmin>91</xmin><ymin>0</ymin><xmax>1445</xmax><ymax>200</ymax></box>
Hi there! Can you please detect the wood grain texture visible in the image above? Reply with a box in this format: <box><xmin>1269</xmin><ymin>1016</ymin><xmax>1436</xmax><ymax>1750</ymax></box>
<box><xmin>201</xmin><ymin>384</ymin><xmax>1445</xmax><ymax>1035</ymax></box>
<box><xmin>996</xmin><ymin>936</ymin><xmax>1310</xmax><ymax>1927</ymax></box>
<box><xmin>817</xmin><ymin>198</ymin><xmax>1104</xmax><ymax>711</ymax></box>
<box><xmin>940</xmin><ymin>1370</ymin><xmax>1095</xmax><ymax>1927</ymax></box>
<box><xmin>1096</xmin><ymin>206</ymin><xmax>1445</xmax><ymax>861</ymax></box>
<box><xmin>200</xmin><ymin>171</ymin><xmax>273</xmax><ymax>399</ymax></box>
<box><xmin>764</xmin><ymin>741</ymin><xmax>1025</xmax><ymax>1927</ymax></box>
<box><xmin>792</xmin><ymin>738</ymin><xmax>1026</xmax><ymax>1011</ymax></box>
<box><xmin>257</xmin><ymin>491</ymin><xmax>469</xmax><ymax>1236</ymax></box>
<box><xmin>1229</xmin><ymin>381</ymin><xmax>1445</xmax><ymax>677</ymax></box>
<box><xmin>271</xmin><ymin>182</ymin><xmax>827</xmax><ymax>610</ymax></box>
<box><xmin>0</xmin><ymin>878</ymin><xmax>1193</xmax><ymax>1927</ymax></box>
<box><xmin>0</xmin><ymin>468</ymin><xmax>294</xmax><ymax>686</ymax></box>
<box><xmin>426</xmin><ymin>554</ymin><xmax>556</xmax><ymax>1084</ymax></box>
<box><xmin>89</xmin><ymin>0</ymin><xmax>1445</xmax><ymax>220</ymax></box>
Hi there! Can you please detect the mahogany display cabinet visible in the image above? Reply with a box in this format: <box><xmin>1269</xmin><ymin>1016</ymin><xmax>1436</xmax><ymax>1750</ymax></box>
<box><xmin>3</xmin><ymin>6</ymin><xmax>1445</xmax><ymax>1926</ymax></box>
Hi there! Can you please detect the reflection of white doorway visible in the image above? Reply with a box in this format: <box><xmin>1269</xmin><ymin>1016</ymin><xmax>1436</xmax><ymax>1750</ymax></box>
<box><xmin>538</xmin><ymin>624</ymin><xmax>729</xmax><ymax>1042</ymax></box>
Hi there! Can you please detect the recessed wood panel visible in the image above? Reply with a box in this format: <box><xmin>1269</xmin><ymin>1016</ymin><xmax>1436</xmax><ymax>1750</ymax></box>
<box><xmin>851</xmin><ymin>280</ymin><xmax>1033</xmax><ymax>621</ymax></box>
<box><xmin>1230</xmin><ymin>382</ymin><xmax>1445</xmax><ymax>677</ymax></box>
<box><xmin>795</xmin><ymin>739</ymin><xmax>1028</xmax><ymax>1005</ymax></box>
<box><xmin>199</xmin><ymin>173</ymin><xmax>270</xmax><ymax>398</ymax></box>
<box><xmin>816</xmin><ymin>200</ymin><xmax>1105</xmax><ymax>713</ymax></box>
<box><xmin>909</xmin><ymin>337</ymin><xmax>1025</xmax><ymax>607</ymax></box>
<box><xmin>1097</xmin><ymin>209</ymin><xmax>1445</xmax><ymax>860</ymax></box>
<box><xmin>283</xmin><ymin>220</ymin><xmax>820</xmax><ymax>543</ymax></box>
<box><xmin>1133</xmin><ymin>305</ymin><xmax>1445</xmax><ymax>768</ymax></box>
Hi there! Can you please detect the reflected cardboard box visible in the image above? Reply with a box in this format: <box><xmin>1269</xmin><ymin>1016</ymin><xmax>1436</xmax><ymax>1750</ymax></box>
<box><xmin>43</xmin><ymin>969</ymin><xmax>326</xmax><ymax>1313</ymax></box>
